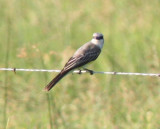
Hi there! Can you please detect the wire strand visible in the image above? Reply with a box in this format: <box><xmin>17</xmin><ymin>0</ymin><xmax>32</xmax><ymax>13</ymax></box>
<box><xmin>0</xmin><ymin>68</ymin><xmax>160</xmax><ymax>77</ymax></box>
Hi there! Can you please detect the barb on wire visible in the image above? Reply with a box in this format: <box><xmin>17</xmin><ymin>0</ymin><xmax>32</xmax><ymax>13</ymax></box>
<box><xmin>0</xmin><ymin>68</ymin><xmax>160</xmax><ymax>77</ymax></box>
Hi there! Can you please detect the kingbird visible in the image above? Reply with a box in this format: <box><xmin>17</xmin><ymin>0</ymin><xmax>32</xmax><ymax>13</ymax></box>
<box><xmin>45</xmin><ymin>32</ymin><xmax>104</xmax><ymax>91</ymax></box>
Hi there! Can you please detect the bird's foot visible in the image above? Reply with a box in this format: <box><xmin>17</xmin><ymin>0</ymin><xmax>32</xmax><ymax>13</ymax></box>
<box><xmin>78</xmin><ymin>69</ymin><xmax>82</xmax><ymax>74</ymax></box>
<box><xmin>83</xmin><ymin>68</ymin><xmax>94</xmax><ymax>75</ymax></box>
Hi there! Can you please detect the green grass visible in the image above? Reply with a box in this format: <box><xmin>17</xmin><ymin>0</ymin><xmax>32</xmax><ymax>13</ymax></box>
<box><xmin>0</xmin><ymin>0</ymin><xmax>160</xmax><ymax>128</ymax></box>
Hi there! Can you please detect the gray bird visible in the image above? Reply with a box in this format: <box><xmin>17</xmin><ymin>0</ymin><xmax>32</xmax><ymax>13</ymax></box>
<box><xmin>45</xmin><ymin>32</ymin><xmax>104</xmax><ymax>91</ymax></box>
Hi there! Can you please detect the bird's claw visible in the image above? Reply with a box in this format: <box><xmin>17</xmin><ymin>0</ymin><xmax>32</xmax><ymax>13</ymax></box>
<box><xmin>83</xmin><ymin>68</ymin><xmax>94</xmax><ymax>75</ymax></box>
<box><xmin>78</xmin><ymin>69</ymin><xmax>82</xmax><ymax>74</ymax></box>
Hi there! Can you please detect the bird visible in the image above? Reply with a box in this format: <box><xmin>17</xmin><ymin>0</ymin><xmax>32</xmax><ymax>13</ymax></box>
<box><xmin>45</xmin><ymin>32</ymin><xmax>104</xmax><ymax>91</ymax></box>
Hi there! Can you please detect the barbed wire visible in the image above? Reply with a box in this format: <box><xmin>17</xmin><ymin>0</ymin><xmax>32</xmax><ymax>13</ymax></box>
<box><xmin>0</xmin><ymin>68</ymin><xmax>160</xmax><ymax>77</ymax></box>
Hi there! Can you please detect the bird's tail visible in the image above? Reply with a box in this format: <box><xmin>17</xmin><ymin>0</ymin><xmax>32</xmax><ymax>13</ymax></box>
<box><xmin>44</xmin><ymin>70</ymin><xmax>70</xmax><ymax>91</ymax></box>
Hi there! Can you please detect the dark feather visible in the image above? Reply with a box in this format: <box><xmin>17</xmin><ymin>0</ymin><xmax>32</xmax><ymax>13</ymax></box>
<box><xmin>44</xmin><ymin>69</ymin><xmax>71</xmax><ymax>91</ymax></box>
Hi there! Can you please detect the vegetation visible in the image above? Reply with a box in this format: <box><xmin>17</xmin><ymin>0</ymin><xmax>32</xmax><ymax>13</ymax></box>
<box><xmin>0</xmin><ymin>0</ymin><xmax>160</xmax><ymax>128</ymax></box>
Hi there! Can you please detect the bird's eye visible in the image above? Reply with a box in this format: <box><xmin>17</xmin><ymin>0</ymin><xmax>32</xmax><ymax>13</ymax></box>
<box><xmin>93</xmin><ymin>36</ymin><xmax>103</xmax><ymax>40</ymax></box>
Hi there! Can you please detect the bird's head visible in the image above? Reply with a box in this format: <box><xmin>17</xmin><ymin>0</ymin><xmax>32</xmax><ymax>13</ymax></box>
<box><xmin>91</xmin><ymin>33</ymin><xmax>104</xmax><ymax>49</ymax></box>
<box><xmin>93</xmin><ymin>33</ymin><xmax>103</xmax><ymax>40</ymax></box>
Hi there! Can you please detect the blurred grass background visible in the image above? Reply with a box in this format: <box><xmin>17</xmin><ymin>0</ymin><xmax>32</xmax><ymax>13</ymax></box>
<box><xmin>0</xmin><ymin>0</ymin><xmax>160</xmax><ymax>128</ymax></box>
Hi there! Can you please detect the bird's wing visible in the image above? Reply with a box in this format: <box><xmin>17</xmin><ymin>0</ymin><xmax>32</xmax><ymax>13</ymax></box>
<box><xmin>63</xmin><ymin>44</ymin><xmax>101</xmax><ymax>71</ymax></box>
